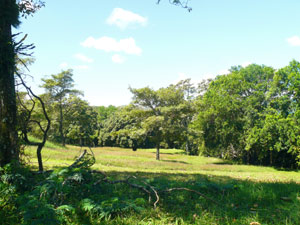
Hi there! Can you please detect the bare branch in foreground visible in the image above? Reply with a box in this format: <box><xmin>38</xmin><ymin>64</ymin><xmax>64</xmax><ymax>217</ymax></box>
<box><xmin>68</xmin><ymin>148</ymin><xmax>218</xmax><ymax>208</ymax></box>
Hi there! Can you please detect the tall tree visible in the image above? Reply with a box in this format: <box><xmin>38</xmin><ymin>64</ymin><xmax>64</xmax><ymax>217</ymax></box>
<box><xmin>0</xmin><ymin>1</ymin><xmax>20</xmax><ymax>166</ymax></box>
<box><xmin>64</xmin><ymin>96</ymin><xmax>97</xmax><ymax>146</ymax></box>
<box><xmin>245</xmin><ymin>60</ymin><xmax>300</xmax><ymax>167</ymax></box>
<box><xmin>41</xmin><ymin>69</ymin><xmax>82</xmax><ymax>146</ymax></box>
<box><xmin>129</xmin><ymin>84</ymin><xmax>189</xmax><ymax>160</ymax></box>
<box><xmin>98</xmin><ymin>105</ymin><xmax>145</xmax><ymax>148</ymax></box>
<box><xmin>195</xmin><ymin>64</ymin><xmax>275</xmax><ymax>160</ymax></box>
<box><xmin>0</xmin><ymin>0</ymin><xmax>44</xmax><ymax>166</ymax></box>
<box><xmin>173</xmin><ymin>79</ymin><xmax>197</xmax><ymax>155</ymax></box>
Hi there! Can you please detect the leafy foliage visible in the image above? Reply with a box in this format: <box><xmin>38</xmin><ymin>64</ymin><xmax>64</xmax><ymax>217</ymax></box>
<box><xmin>99</xmin><ymin>81</ymin><xmax>199</xmax><ymax>159</ymax></box>
<box><xmin>0</xmin><ymin>163</ymin><xmax>148</xmax><ymax>224</ymax></box>
<box><xmin>2</xmin><ymin>159</ymin><xmax>300</xmax><ymax>225</ymax></box>
<box><xmin>195</xmin><ymin>62</ymin><xmax>300</xmax><ymax>167</ymax></box>
<box><xmin>40</xmin><ymin>70</ymin><xmax>83</xmax><ymax>146</ymax></box>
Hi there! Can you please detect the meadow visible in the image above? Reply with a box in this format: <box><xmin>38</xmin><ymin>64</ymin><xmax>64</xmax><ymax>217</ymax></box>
<box><xmin>21</xmin><ymin>144</ymin><xmax>300</xmax><ymax>225</ymax></box>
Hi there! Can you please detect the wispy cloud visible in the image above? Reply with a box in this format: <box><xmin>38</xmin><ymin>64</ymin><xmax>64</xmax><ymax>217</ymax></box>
<box><xmin>59</xmin><ymin>62</ymin><xmax>88</xmax><ymax>70</ymax></box>
<box><xmin>74</xmin><ymin>65</ymin><xmax>89</xmax><ymax>70</ymax></box>
<box><xmin>172</xmin><ymin>72</ymin><xmax>188</xmax><ymax>84</ymax></box>
<box><xmin>112</xmin><ymin>54</ymin><xmax>125</xmax><ymax>64</ymax></box>
<box><xmin>241</xmin><ymin>61</ymin><xmax>252</xmax><ymax>67</ymax></box>
<box><xmin>287</xmin><ymin>35</ymin><xmax>300</xmax><ymax>46</ymax></box>
<box><xmin>218</xmin><ymin>69</ymin><xmax>230</xmax><ymax>75</ymax></box>
<box><xmin>217</xmin><ymin>61</ymin><xmax>252</xmax><ymax>75</ymax></box>
<box><xmin>201</xmin><ymin>73</ymin><xmax>215</xmax><ymax>80</ymax></box>
<box><xmin>173</xmin><ymin>72</ymin><xmax>211</xmax><ymax>86</ymax></box>
<box><xmin>74</xmin><ymin>53</ymin><xmax>94</xmax><ymax>63</ymax></box>
<box><xmin>106</xmin><ymin>8</ymin><xmax>147</xmax><ymax>29</ymax></box>
<box><xmin>81</xmin><ymin>36</ymin><xmax>142</xmax><ymax>55</ymax></box>
<box><xmin>59</xmin><ymin>62</ymin><xmax>68</xmax><ymax>69</ymax></box>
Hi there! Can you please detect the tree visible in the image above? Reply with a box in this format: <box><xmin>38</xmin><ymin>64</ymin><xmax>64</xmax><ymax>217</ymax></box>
<box><xmin>64</xmin><ymin>96</ymin><xmax>97</xmax><ymax>146</ymax></box>
<box><xmin>98</xmin><ymin>84</ymin><xmax>193</xmax><ymax>159</ymax></box>
<box><xmin>157</xmin><ymin>0</ymin><xmax>192</xmax><ymax>11</ymax></box>
<box><xmin>41</xmin><ymin>69</ymin><xmax>82</xmax><ymax>146</ymax></box>
<box><xmin>95</xmin><ymin>105</ymin><xmax>117</xmax><ymax>123</ymax></box>
<box><xmin>245</xmin><ymin>60</ymin><xmax>300</xmax><ymax>167</ymax></box>
<box><xmin>0</xmin><ymin>1</ymin><xmax>21</xmax><ymax>166</ymax></box>
<box><xmin>172</xmin><ymin>79</ymin><xmax>198</xmax><ymax>155</ymax></box>
<box><xmin>0</xmin><ymin>0</ymin><xmax>44</xmax><ymax>166</ymax></box>
<box><xmin>93</xmin><ymin>105</ymin><xmax>117</xmax><ymax>145</ymax></box>
<box><xmin>195</xmin><ymin>64</ymin><xmax>274</xmax><ymax>160</ymax></box>
<box><xmin>129</xmin><ymin>84</ymin><xmax>190</xmax><ymax>160</ymax></box>
<box><xmin>98</xmin><ymin>105</ymin><xmax>146</xmax><ymax>149</ymax></box>
<box><xmin>16</xmin><ymin>75</ymin><xmax>50</xmax><ymax>171</ymax></box>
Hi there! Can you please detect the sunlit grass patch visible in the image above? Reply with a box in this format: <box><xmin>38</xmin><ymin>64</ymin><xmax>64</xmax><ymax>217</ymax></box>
<box><xmin>24</xmin><ymin>145</ymin><xmax>300</xmax><ymax>183</ymax></box>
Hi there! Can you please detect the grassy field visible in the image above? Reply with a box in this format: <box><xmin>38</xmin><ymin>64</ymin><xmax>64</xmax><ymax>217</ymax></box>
<box><xmin>24</xmin><ymin>144</ymin><xmax>300</xmax><ymax>224</ymax></box>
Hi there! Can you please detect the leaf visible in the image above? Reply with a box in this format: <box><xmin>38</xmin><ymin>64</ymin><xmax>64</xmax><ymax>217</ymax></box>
<box><xmin>56</xmin><ymin>205</ymin><xmax>75</xmax><ymax>213</ymax></box>
<box><xmin>280</xmin><ymin>196</ymin><xmax>292</xmax><ymax>201</ymax></box>
<box><xmin>81</xmin><ymin>198</ymin><xmax>96</xmax><ymax>212</ymax></box>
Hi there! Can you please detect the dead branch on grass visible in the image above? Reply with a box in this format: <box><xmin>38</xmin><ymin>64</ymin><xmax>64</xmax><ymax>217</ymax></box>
<box><xmin>160</xmin><ymin>187</ymin><xmax>220</xmax><ymax>205</ymax></box>
<box><xmin>70</xmin><ymin>148</ymin><xmax>219</xmax><ymax>208</ymax></box>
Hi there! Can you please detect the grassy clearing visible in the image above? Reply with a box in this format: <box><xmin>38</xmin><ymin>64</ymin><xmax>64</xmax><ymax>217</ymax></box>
<box><xmin>25</xmin><ymin>145</ymin><xmax>300</xmax><ymax>183</ymax></box>
<box><xmin>23</xmin><ymin>144</ymin><xmax>300</xmax><ymax>224</ymax></box>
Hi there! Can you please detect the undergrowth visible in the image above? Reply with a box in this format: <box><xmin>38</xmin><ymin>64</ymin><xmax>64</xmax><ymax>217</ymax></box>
<box><xmin>2</xmin><ymin>146</ymin><xmax>300</xmax><ymax>225</ymax></box>
<box><xmin>1</xmin><ymin>162</ymin><xmax>300</xmax><ymax>225</ymax></box>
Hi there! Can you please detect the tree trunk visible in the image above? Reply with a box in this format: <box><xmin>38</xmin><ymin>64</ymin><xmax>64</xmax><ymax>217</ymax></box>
<box><xmin>185</xmin><ymin>138</ymin><xmax>190</xmax><ymax>155</ymax></box>
<box><xmin>80</xmin><ymin>137</ymin><xmax>83</xmax><ymax>147</ymax></box>
<box><xmin>37</xmin><ymin>144</ymin><xmax>43</xmax><ymax>172</ymax></box>
<box><xmin>59</xmin><ymin>103</ymin><xmax>65</xmax><ymax>146</ymax></box>
<box><xmin>156</xmin><ymin>143</ymin><xmax>160</xmax><ymax>160</ymax></box>
<box><xmin>0</xmin><ymin>0</ymin><xmax>19</xmax><ymax>166</ymax></box>
<box><xmin>184</xmin><ymin>119</ymin><xmax>190</xmax><ymax>155</ymax></box>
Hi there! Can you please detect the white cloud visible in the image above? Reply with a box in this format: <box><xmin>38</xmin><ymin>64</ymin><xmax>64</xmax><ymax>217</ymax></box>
<box><xmin>74</xmin><ymin>53</ymin><xmax>94</xmax><ymax>63</ymax></box>
<box><xmin>241</xmin><ymin>61</ymin><xmax>252</xmax><ymax>67</ymax></box>
<box><xmin>81</xmin><ymin>36</ymin><xmax>142</xmax><ymax>55</ymax></box>
<box><xmin>173</xmin><ymin>72</ymin><xmax>211</xmax><ymax>86</ymax></box>
<box><xmin>74</xmin><ymin>65</ymin><xmax>89</xmax><ymax>70</ymax></box>
<box><xmin>287</xmin><ymin>35</ymin><xmax>300</xmax><ymax>46</ymax></box>
<box><xmin>173</xmin><ymin>72</ymin><xmax>188</xmax><ymax>84</ymax></box>
<box><xmin>59</xmin><ymin>62</ymin><xmax>68</xmax><ymax>69</ymax></box>
<box><xmin>107</xmin><ymin>8</ymin><xmax>147</xmax><ymax>29</ymax></box>
<box><xmin>87</xmin><ymin>93</ymin><xmax>131</xmax><ymax>107</ymax></box>
<box><xmin>112</xmin><ymin>54</ymin><xmax>125</xmax><ymax>64</ymax></box>
<box><xmin>218</xmin><ymin>69</ymin><xmax>230</xmax><ymax>75</ymax></box>
<box><xmin>201</xmin><ymin>73</ymin><xmax>215</xmax><ymax>80</ymax></box>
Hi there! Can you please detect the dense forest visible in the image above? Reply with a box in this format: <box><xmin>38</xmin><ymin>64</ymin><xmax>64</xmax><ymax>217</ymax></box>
<box><xmin>17</xmin><ymin>61</ymin><xmax>300</xmax><ymax>168</ymax></box>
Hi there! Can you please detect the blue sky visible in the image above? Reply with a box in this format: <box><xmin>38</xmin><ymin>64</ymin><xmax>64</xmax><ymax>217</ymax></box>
<box><xmin>16</xmin><ymin>0</ymin><xmax>300</xmax><ymax>106</ymax></box>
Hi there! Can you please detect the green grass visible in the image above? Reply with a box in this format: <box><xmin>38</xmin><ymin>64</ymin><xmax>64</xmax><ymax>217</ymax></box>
<box><xmin>23</xmin><ymin>145</ymin><xmax>300</xmax><ymax>224</ymax></box>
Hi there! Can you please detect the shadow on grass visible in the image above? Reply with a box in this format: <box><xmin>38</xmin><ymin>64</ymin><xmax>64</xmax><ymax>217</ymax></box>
<box><xmin>274</xmin><ymin>167</ymin><xmax>299</xmax><ymax>172</ymax></box>
<box><xmin>161</xmin><ymin>159</ymin><xmax>189</xmax><ymax>164</ymax></box>
<box><xmin>212</xmin><ymin>161</ymin><xmax>234</xmax><ymax>165</ymax></box>
<box><xmin>161</xmin><ymin>151</ymin><xmax>186</xmax><ymax>156</ymax></box>
<box><xmin>87</xmin><ymin>170</ymin><xmax>300</xmax><ymax>224</ymax></box>
<box><xmin>24</xmin><ymin>163</ymin><xmax>300</xmax><ymax>225</ymax></box>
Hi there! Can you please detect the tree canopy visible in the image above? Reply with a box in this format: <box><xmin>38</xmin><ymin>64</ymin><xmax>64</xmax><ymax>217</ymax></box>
<box><xmin>41</xmin><ymin>69</ymin><xmax>82</xmax><ymax>146</ymax></box>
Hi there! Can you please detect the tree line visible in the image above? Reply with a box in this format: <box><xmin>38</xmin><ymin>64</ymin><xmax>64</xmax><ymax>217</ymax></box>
<box><xmin>16</xmin><ymin>60</ymin><xmax>300</xmax><ymax>168</ymax></box>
